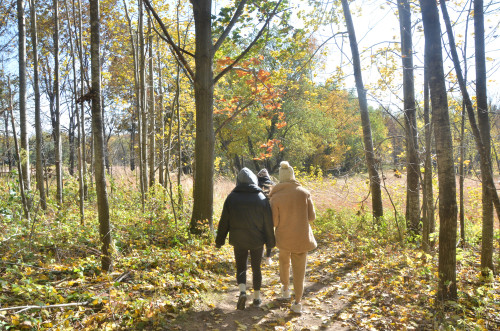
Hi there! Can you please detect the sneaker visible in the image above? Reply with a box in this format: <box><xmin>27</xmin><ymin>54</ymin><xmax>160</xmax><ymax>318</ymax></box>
<box><xmin>280</xmin><ymin>287</ymin><xmax>291</xmax><ymax>300</ymax></box>
<box><xmin>237</xmin><ymin>293</ymin><xmax>246</xmax><ymax>310</ymax></box>
<box><xmin>291</xmin><ymin>302</ymin><xmax>302</xmax><ymax>313</ymax></box>
<box><xmin>252</xmin><ymin>298</ymin><xmax>262</xmax><ymax>307</ymax></box>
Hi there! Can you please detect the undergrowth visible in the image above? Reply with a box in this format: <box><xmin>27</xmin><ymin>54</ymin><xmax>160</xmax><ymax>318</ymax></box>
<box><xmin>0</xmin><ymin>173</ymin><xmax>499</xmax><ymax>330</ymax></box>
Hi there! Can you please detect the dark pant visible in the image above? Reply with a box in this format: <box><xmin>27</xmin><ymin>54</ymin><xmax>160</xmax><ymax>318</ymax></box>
<box><xmin>234</xmin><ymin>246</ymin><xmax>264</xmax><ymax>290</ymax></box>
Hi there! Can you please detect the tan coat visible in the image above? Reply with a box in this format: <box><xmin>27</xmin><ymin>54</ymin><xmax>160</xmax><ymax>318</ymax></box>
<box><xmin>269</xmin><ymin>180</ymin><xmax>317</xmax><ymax>253</ymax></box>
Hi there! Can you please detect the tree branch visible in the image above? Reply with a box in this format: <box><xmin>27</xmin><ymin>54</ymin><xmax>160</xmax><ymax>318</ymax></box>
<box><xmin>143</xmin><ymin>0</ymin><xmax>194</xmax><ymax>81</ymax></box>
<box><xmin>214</xmin><ymin>0</ymin><xmax>284</xmax><ymax>84</ymax></box>
<box><xmin>213</xmin><ymin>0</ymin><xmax>248</xmax><ymax>53</ymax></box>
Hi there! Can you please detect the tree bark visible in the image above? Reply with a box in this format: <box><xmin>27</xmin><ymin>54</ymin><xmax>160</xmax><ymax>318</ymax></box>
<box><xmin>8</xmin><ymin>79</ymin><xmax>30</xmax><ymax>220</ymax></box>
<box><xmin>341</xmin><ymin>0</ymin><xmax>383</xmax><ymax>219</ymax></box>
<box><xmin>398</xmin><ymin>0</ymin><xmax>419</xmax><ymax>234</ymax></box>
<box><xmin>148</xmin><ymin>19</ymin><xmax>156</xmax><ymax>188</ymax></box>
<box><xmin>474</xmin><ymin>0</ymin><xmax>494</xmax><ymax>274</ymax></box>
<box><xmin>440</xmin><ymin>0</ymin><xmax>500</xmax><ymax>274</ymax></box>
<box><xmin>29</xmin><ymin>0</ymin><xmax>46</xmax><ymax>210</ymax></box>
<box><xmin>77</xmin><ymin>0</ymin><xmax>88</xmax><ymax>200</ymax></box>
<box><xmin>17</xmin><ymin>0</ymin><xmax>30</xmax><ymax>192</ymax></box>
<box><xmin>90</xmin><ymin>0</ymin><xmax>111</xmax><ymax>272</ymax></box>
<box><xmin>420</xmin><ymin>0</ymin><xmax>458</xmax><ymax>301</ymax></box>
<box><xmin>139</xmin><ymin>0</ymin><xmax>149</xmax><ymax>195</ymax></box>
<box><xmin>422</xmin><ymin>61</ymin><xmax>434</xmax><ymax>252</ymax></box>
<box><xmin>54</xmin><ymin>0</ymin><xmax>63</xmax><ymax>206</ymax></box>
<box><xmin>66</xmin><ymin>0</ymin><xmax>84</xmax><ymax>223</ymax></box>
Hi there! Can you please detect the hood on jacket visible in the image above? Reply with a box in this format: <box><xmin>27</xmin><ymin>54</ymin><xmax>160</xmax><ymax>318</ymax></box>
<box><xmin>236</xmin><ymin>167</ymin><xmax>258</xmax><ymax>186</ymax></box>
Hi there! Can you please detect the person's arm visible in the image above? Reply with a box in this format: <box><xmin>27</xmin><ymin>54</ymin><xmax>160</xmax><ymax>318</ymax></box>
<box><xmin>307</xmin><ymin>194</ymin><xmax>316</xmax><ymax>222</ymax></box>
<box><xmin>215</xmin><ymin>200</ymin><xmax>230</xmax><ymax>247</ymax></box>
<box><xmin>263</xmin><ymin>200</ymin><xmax>276</xmax><ymax>249</ymax></box>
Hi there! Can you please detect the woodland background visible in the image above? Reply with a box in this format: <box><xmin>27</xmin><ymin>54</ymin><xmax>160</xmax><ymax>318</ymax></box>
<box><xmin>0</xmin><ymin>0</ymin><xmax>499</xmax><ymax>329</ymax></box>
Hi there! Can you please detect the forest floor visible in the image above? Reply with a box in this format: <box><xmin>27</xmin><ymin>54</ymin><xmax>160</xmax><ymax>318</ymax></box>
<box><xmin>168</xmin><ymin>245</ymin><xmax>351</xmax><ymax>331</ymax></box>
<box><xmin>1</xmin><ymin>173</ymin><xmax>499</xmax><ymax>330</ymax></box>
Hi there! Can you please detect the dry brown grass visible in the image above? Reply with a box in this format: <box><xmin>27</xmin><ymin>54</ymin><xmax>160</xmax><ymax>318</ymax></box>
<box><xmin>105</xmin><ymin>166</ymin><xmax>492</xmax><ymax>224</ymax></box>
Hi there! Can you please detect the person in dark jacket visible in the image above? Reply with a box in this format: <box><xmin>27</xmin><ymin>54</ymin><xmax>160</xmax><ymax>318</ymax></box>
<box><xmin>257</xmin><ymin>168</ymin><xmax>275</xmax><ymax>265</ymax></box>
<box><xmin>215</xmin><ymin>168</ymin><xmax>276</xmax><ymax>310</ymax></box>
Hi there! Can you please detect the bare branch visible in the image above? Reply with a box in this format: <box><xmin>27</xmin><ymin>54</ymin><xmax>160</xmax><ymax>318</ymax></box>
<box><xmin>143</xmin><ymin>0</ymin><xmax>194</xmax><ymax>81</ymax></box>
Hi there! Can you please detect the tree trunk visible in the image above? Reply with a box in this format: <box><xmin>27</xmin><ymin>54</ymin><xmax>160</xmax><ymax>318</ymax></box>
<box><xmin>474</xmin><ymin>0</ymin><xmax>494</xmax><ymax>274</ymax></box>
<box><xmin>189</xmin><ymin>0</ymin><xmax>215</xmax><ymax>233</ymax></box>
<box><xmin>139</xmin><ymin>0</ymin><xmax>149</xmax><ymax>195</ymax></box>
<box><xmin>29</xmin><ymin>0</ymin><xmax>46</xmax><ymax>210</ymax></box>
<box><xmin>17</xmin><ymin>0</ymin><xmax>30</xmax><ymax>192</ymax></box>
<box><xmin>422</xmin><ymin>60</ymin><xmax>434</xmax><ymax>252</ymax></box>
<box><xmin>158</xmin><ymin>44</ymin><xmax>164</xmax><ymax>187</ymax></box>
<box><xmin>90</xmin><ymin>0</ymin><xmax>111</xmax><ymax>272</ymax></box>
<box><xmin>77</xmin><ymin>0</ymin><xmax>88</xmax><ymax>200</ymax></box>
<box><xmin>54</xmin><ymin>0</ymin><xmax>63</xmax><ymax>206</ymax></box>
<box><xmin>148</xmin><ymin>19</ymin><xmax>156</xmax><ymax>188</ymax></box>
<box><xmin>398</xmin><ymin>0</ymin><xmax>419</xmax><ymax>234</ymax></box>
<box><xmin>341</xmin><ymin>0</ymin><xmax>383</xmax><ymax>220</ymax></box>
<box><xmin>8</xmin><ymin>78</ymin><xmax>30</xmax><ymax>220</ymax></box>
<box><xmin>65</xmin><ymin>0</ymin><xmax>84</xmax><ymax>223</ymax></box>
<box><xmin>420</xmin><ymin>0</ymin><xmax>458</xmax><ymax>301</ymax></box>
<box><xmin>441</xmin><ymin>0</ymin><xmax>500</xmax><ymax>274</ymax></box>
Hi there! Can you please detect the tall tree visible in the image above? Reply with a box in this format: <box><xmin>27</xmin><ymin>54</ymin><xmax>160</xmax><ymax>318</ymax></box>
<box><xmin>53</xmin><ymin>0</ymin><xmax>63</xmax><ymax>206</ymax></box>
<box><xmin>421</xmin><ymin>58</ymin><xmax>434</xmax><ymax>252</ymax></box>
<box><xmin>139</xmin><ymin>0</ymin><xmax>148</xmax><ymax>195</ymax></box>
<box><xmin>8</xmin><ymin>77</ymin><xmax>30</xmax><ymax>220</ymax></box>
<box><xmin>17</xmin><ymin>0</ymin><xmax>30</xmax><ymax>192</ymax></box>
<box><xmin>148</xmin><ymin>18</ymin><xmax>155</xmax><ymax>187</ymax></box>
<box><xmin>398</xmin><ymin>0</ymin><xmax>419</xmax><ymax>233</ymax></box>
<box><xmin>144</xmin><ymin>0</ymin><xmax>284</xmax><ymax>233</ymax></box>
<box><xmin>440</xmin><ymin>0</ymin><xmax>500</xmax><ymax>275</ymax></box>
<box><xmin>474</xmin><ymin>0</ymin><xmax>494</xmax><ymax>274</ymax></box>
<box><xmin>29</xmin><ymin>0</ymin><xmax>46</xmax><ymax>210</ymax></box>
<box><xmin>420</xmin><ymin>0</ymin><xmax>457</xmax><ymax>301</ymax></box>
<box><xmin>90</xmin><ymin>0</ymin><xmax>111</xmax><ymax>272</ymax></box>
<box><xmin>341</xmin><ymin>0</ymin><xmax>383</xmax><ymax>219</ymax></box>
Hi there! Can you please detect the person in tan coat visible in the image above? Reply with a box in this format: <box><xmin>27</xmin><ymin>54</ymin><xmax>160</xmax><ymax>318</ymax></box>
<box><xmin>269</xmin><ymin>161</ymin><xmax>317</xmax><ymax>313</ymax></box>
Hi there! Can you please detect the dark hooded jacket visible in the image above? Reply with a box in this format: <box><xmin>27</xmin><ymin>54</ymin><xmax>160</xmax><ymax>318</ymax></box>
<box><xmin>215</xmin><ymin>168</ymin><xmax>275</xmax><ymax>250</ymax></box>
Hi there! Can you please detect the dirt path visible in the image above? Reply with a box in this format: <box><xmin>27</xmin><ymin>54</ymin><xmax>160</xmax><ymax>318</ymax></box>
<box><xmin>169</xmin><ymin>248</ymin><xmax>352</xmax><ymax>330</ymax></box>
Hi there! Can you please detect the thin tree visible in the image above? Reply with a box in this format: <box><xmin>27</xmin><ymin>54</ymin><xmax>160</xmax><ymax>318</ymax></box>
<box><xmin>139</xmin><ymin>0</ymin><xmax>149</xmax><ymax>195</ymax></box>
<box><xmin>398</xmin><ymin>0</ymin><xmax>419</xmax><ymax>234</ymax></box>
<box><xmin>54</xmin><ymin>0</ymin><xmax>63</xmax><ymax>206</ymax></box>
<box><xmin>440</xmin><ymin>0</ymin><xmax>500</xmax><ymax>275</ymax></box>
<box><xmin>89</xmin><ymin>0</ymin><xmax>111</xmax><ymax>272</ymax></box>
<box><xmin>8</xmin><ymin>77</ymin><xmax>30</xmax><ymax>220</ymax></box>
<box><xmin>29</xmin><ymin>0</ymin><xmax>46</xmax><ymax>210</ymax></box>
<box><xmin>474</xmin><ymin>0</ymin><xmax>494</xmax><ymax>274</ymax></box>
<box><xmin>341</xmin><ymin>0</ymin><xmax>383</xmax><ymax>219</ymax></box>
<box><xmin>420</xmin><ymin>0</ymin><xmax>458</xmax><ymax>301</ymax></box>
<box><xmin>65</xmin><ymin>0</ymin><xmax>84</xmax><ymax>223</ymax></box>
<box><xmin>17</xmin><ymin>0</ymin><xmax>30</xmax><ymax>192</ymax></box>
<box><xmin>148</xmin><ymin>18</ymin><xmax>155</xmax><ymax>188</ymax></box>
